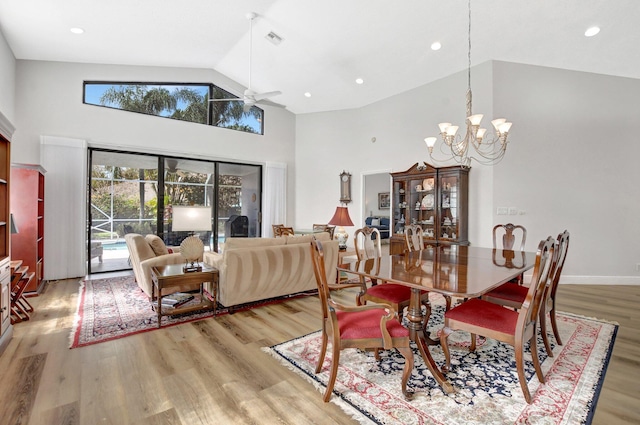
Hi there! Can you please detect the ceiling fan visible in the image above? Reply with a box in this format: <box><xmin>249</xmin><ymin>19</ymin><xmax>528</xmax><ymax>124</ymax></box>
<box><xmin>209</xmin><ymin>12</ymin><xmax>282</xmax><ymax>113</ymax></box>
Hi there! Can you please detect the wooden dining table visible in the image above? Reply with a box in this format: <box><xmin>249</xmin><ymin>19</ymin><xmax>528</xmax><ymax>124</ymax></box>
<box><xmin>337</xmin><ymin>244</ymin><xmax>536</xmax><ymax>393</ymax></box>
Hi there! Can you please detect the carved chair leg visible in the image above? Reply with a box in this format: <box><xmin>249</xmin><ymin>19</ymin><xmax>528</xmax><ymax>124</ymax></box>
<box><xmin>514</xmin><ymin>339</ymin><xmax>533</xmax><ymax>404</ymax></box>
<box><xmin>549</xmin><ymin>305</ymin><xmax>562</xmax><ymax>346</ymax></box>
<box><xmin>539</xmin><ymin>308</ymin><xmax>553</xmax><ymax>357</ymax></box>
<box><xmin>396</xmin><ymin>346</ymin><xmax>414</xmax><ymax>400</ymax></box>
<box><xmin>324</xmin><ymin>343</ymin><xmax>341</xmax><ymax>402</ymax></box>
<box><xmin>530</xmin><ymin>331</ymin><xmax>545</xmax><ymax>384</ymax></box>
<box><xmin>439</xmin><ymin>326</ymin><xmax>453</xmax><ymax>372</ymax></box>
<box><xmin>316</xmin><ymin>326</ymin><xmax>329</xmax><ymax>374</ymax></box>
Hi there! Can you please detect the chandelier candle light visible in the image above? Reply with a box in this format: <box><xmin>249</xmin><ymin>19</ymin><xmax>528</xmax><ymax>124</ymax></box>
<box><xmin>424</xmin><ymin>0</ymin><xmax>512</xmax><ymax>167</ymax></box>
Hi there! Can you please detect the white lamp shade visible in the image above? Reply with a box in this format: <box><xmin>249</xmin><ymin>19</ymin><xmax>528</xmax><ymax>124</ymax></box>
<box><xmin>498</xmin><ymin>122</ymin><xmax>513</xmax><ymax>134</ymax></box>
<box><xmin>467</xmin><ymin>114</ymin><xmax>483</xmax><ymax>126</ymax></box>
<box><xmin>424</xmin><ymin>137</ymin><xmax>437</xmax><ymax>148</ymax></box>
<box><xmin>491</xmin><ymin>118</ymin><xmax>506</xmax><ymax>131</ymax></box>
<box><xmin>438</xmin><ymin>122</ymin><xmax>452</xmax><ymax>133</ymax></box>
<box><xmin>171</xmin><ymin>206</ymin><xmax>211</xmax><ymax>231</ymax></box>
<box><xmin>445</xmin><ymin>125</ymin><xmax>459</xmax><ymax>137</ymax></box>
<box><xmin>476</xmin><ymin>128</ymin><xmax>487</xmax><ymax>139</ymax></box>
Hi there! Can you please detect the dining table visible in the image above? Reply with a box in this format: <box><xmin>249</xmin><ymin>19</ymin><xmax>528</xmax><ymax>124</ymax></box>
<box><xmin>337</xmin><ymin>244</ymin><xmax>536</xmax><ymax>394</ymax></box>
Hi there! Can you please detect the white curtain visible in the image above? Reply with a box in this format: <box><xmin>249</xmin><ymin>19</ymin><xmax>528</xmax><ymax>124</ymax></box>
<box><xmin>263</xmin><ymin>162</ymin><xmax>286</xmax><ymax>237</ymax></box>
<box><xmin>41</xmin><ymin>136</ymin><xmax>87</xmax><ymax>279</ymax></box>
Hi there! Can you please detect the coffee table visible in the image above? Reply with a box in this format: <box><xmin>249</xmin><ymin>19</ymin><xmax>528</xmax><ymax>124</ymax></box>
<box><xmin>151</xmin><ymin>263</ymin><xmax>218</xmax><ymax>328</ymax></box>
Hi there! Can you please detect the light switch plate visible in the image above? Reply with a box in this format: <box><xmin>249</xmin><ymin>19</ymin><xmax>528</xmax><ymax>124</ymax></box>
<box><xmin>497</xmin><ymin>207</ymin><xmax>508</xmax><ymax>215</ymax></box>
<box><xmin>509</xmin><ymin>207</ymin><xmax>518</xmax><ymax>215</ymax></box>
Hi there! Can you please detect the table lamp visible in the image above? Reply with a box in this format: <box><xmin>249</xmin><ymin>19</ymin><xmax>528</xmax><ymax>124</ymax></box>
<box><xmin>171</xmin><ymin>206</ymin><xmax>211</xmax><ymax>272</ymax></box>
<box><xmin>328</xmin><ymin>206</ymin><xmax>353</xmax><ymax>250</ymax></box>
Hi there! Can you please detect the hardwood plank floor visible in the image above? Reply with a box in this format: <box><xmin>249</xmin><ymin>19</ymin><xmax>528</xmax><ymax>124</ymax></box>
<box><xmin>0</xmin><ymin>278</ymin><xmax>637</xmax><ymax>425</ymax></box>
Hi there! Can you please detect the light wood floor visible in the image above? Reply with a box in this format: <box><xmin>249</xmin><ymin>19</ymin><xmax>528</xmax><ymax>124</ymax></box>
<box><xmin>0</xmin><ymin>278</ymin><xmax>638</xmax><ymax>425</ymax></box>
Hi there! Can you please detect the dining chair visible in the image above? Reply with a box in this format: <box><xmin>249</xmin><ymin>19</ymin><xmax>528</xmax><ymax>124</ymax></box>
<box><xmin>493</xmin><ymin>223</ymin><xmax>527</xmax><ymax>284</ymax></box>
<box><xmin>279</xmin><ymin>226</ymin><xmax>295</xmax><ymax>236</ymax></box>
<box><xmin>313</xmin><ymin>223</ymin><xmax>335</xmax><ymax>239</ymax></box>
<box><xmin>440</xmin><ymin>236</ymin><xmax>555</xmax><ymax>404</ymax></box>
<box><xmin>404</xmin><ymin>225</ymin><xmax>453</xmax><ymax>311</ymax></box>
<box><xmin>272</xmin><ymin>224</ymin><xmax>284</xmax><ymax>237</ymax></box>
<box><xmin>355</xmin><ymin>227</ymin><xmax>431</xmax><ymax>331</ymax></box>
<box><xmin>404</xmin><ymin>224</ymin><xmax>425</xmax><ymax>251</ymax></box>
<box><xmin>482</xmin><ymin>230</ymin><xmax>570</xmax><ymax>357</ymax></box>
<box><xmin>310</xmin><ymin>238</ymin><xmax>414</xmax><ymax>402</ymax></box>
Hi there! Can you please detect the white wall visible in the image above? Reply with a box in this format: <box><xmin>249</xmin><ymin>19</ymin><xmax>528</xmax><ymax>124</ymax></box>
<box><xmin>10</xmin><ymin>59</ymin><xmax>298</xmax><ymax>228</ymax></box>
<box><xmin>295</xmin><ymin>63</ymin><xmax>495</xmax><ymax>251</ymax></box>
<box><xmin>0</xmin><ymin>29</ymin><xmax>16</xmax><ymax>124</ymax></box>
<box><xmin>296</xmin><ymin>61</ymin><xmax>640</xmax><ymax>283</ymax></box>
<box><xmin>492</xmin><ymin>61</ymin><xmax>640</xmax><ymax>280</ymax></box>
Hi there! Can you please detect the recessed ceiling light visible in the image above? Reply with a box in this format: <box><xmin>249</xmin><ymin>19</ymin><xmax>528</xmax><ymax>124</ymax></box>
<box><xmin>355</xmin><ymin>78</ymin><xmax>364</xmax><ymax>85</ymax></box>
<box><xmin>431</xmin><ymin>42</ymin><xmax>442</xmax><ymax>51</ymax></box>
<box><xmin>70</xmin><ymin>27</ymin><xmax>84</xmax><ymax>34</ymax></box>
<box><xmin>304</xmin><ymin>92</ymin><xmax>311</xmax><ymax>98</ymax></box>
<box><xmin>584</xmin><ymin>26</ymin><xmax>600</xmax><ymax>37</ymax></box>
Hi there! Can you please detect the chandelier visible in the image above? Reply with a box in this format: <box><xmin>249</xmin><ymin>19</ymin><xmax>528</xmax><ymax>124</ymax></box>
<box><xmin>424</xmin><ymin>0</ymin><xmax>512</xmax><ymax>167</ymax></box>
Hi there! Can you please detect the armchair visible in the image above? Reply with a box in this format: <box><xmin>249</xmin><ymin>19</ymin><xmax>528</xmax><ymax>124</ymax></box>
<box><xmin>125</xmin><ymin>233</ymin><xmax>185</xmax><ymax>297</ymax></box>
<box><xmin>310</xmin><ymin>238</ymin><xmax>413</xmax><ymax>402</ymax></box>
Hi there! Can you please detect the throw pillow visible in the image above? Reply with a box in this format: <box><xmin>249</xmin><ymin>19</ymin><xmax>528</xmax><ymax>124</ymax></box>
<box><xmin>145</xmin><ymin>234</ymin><xmax>169</xmax><ymax>256</ymax></box>
<box><xmin>370</xmin><ymin>218</ymin><xmax>380</xmax><ymax>226</ymax></box>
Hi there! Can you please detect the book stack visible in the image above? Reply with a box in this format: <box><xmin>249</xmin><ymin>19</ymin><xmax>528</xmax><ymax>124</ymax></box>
<box><xmin>161</xmin><ymin>292</ymin><xmax>194</xmax><ymax>308</ymax></box>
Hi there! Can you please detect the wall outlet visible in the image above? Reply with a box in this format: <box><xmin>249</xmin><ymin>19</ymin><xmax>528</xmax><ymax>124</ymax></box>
<box><xmin>497</xmin><ymin>207</ymin><xmax>508</xmax><ymax>215</ymax></box>
<box><xmin>509</xmin><ymin>207</ymin><xmax>518</xmax><ymax>215</ymax></box>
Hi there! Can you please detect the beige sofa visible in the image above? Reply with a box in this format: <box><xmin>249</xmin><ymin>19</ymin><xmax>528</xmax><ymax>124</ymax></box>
<box><xmin>125</xmin><ymin>233</ymin><xmax>185</xmax><ymax>297</ymax></box>
<box><xmin>203</xmin><ymin>232</ymin><xmax>338</xmax><ymax>308</ymax></box>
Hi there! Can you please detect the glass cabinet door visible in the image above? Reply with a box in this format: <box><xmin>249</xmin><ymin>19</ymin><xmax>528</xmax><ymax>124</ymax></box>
<box><xmin>438</xmin><ymin>173</ymin><xmax>460</xmax><ymax>242</ymax></box>
<box><xmin>393</xmin><ymin>180</ymin><xmax>407</xmax><ymax>235</ymax></box>
<box><xmin>411</xmin><ymin>175</ymin><xmax>437</xmax><ymax>243</ymax></box>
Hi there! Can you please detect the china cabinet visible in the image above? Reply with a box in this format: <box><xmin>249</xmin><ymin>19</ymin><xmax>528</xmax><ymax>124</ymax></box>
<box><xmin>389</xmin><ymin>162</ymin><xmax>469</xmax><ymax>255</ymax></box>
<box><xmin>0</xmin><ymin>133</ymin><xmax>12</xmax><ymax>354</ymax></box>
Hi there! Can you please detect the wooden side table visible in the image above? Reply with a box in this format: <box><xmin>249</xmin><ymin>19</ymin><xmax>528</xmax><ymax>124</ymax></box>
<box><xmin>336</xmin><ymin>249</ymin><xmax>357</xmax><ymax>284</ymax></box>
<box><xmin>151</xmin><ymin>263</ymin><xmax>218</xmax><ymax>328</ymax></box>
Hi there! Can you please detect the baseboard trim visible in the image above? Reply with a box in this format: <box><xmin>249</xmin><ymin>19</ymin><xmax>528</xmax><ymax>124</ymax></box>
<box><xmin>559</xmin><ymin>275</ymin><xmax>640</xmax><ymax>285</ymax></box>
<box><xmin>520</xmin><ymin>273</ymin><xmax>640</xmax><ymax>285</ymax></box>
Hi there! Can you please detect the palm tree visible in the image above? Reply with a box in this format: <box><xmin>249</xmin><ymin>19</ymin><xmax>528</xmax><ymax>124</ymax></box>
<box><xmin>100</xmin><ymin>84</ymin><xmax>262</xmax><ymax>134</ymax></box>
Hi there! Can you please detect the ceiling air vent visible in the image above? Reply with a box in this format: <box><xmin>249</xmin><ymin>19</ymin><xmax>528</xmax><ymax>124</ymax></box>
<box><xmin>265</xmin><ymin>31</ymin><xmax>283</xmax><ymax>46</ymax></box>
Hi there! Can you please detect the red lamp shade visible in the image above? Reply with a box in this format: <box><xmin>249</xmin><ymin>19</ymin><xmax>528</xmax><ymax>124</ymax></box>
<box><xmin>328</xmin><ymin>206</ymin><xmax>353</xmax><ymax>227</ymax></box>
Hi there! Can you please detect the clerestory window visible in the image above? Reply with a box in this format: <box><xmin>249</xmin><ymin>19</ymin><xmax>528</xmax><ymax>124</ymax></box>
<box><xmin>83</xmin><ymin>82</ymin><xmax>264</xmax><ymax>135</ymax></box>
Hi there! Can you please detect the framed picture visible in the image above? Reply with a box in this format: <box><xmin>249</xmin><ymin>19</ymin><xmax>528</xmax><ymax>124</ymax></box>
<box><xmin>378</xmin><ymin>192</ymin><xmax>390</xmax><ymax>209</ymax></box>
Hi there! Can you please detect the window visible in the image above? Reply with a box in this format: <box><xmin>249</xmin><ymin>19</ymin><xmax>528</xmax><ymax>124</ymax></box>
<box><xmin>88</xmin><ymin>149</ymin><xmax>263</xmax><ymax>274</ymax></box>
<box><xmin>83</xmin><ymin>82</ymin><xmax>264</xmax><ymax>134</ymax></box>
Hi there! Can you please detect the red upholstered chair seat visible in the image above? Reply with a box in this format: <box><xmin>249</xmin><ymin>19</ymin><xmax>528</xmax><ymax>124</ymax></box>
<box><xmin>365</xmin><ymin>284</ymin><xmax>428</xmax><ymax>305</ymax></box>
<box><xmin>485</xmin><ymin>283</ymin><xmax>529</xmax><ymax>304</ymax></box>
<box><xmin>444</xmin><ymin>298</ymin><xmax>518</xmax><ymax>335</ymax></box>
<box><xmin>337</xmin><ymin>309</ymin><xmax>410</xmax><ymax>339</ymax></box>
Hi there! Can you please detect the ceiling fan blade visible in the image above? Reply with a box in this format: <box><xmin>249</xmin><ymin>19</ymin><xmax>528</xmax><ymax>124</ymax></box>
<box><xmin>243</xmin><ymin>103</ymin><xmax>253</xmax><ymax>113</ymax></box>
<box><xmin>253</xmin><ymin>91</ymin><xmax>282</xmax><ymax>101</ymax></box>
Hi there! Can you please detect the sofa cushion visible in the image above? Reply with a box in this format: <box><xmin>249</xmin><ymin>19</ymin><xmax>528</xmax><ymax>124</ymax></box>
<box><xmin>224</xmin><ymin>237</ymin><xmax>286</xmax><ymax>251</ymax></box>
<box><xmin>370</xmin><ymin>218</ymin><xmax>380</xmax><ymax>226</ymax></box>
<box><xmin>145</xmin><ymin>234</ymin><xmax>169</xmax><ymax>256</ymax></box>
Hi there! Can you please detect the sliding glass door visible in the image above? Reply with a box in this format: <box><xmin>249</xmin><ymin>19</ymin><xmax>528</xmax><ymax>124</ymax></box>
<box><xmin>88</xmin><ymin>149</ymin><xmax>262</xmax><ymax>274</ymax></box>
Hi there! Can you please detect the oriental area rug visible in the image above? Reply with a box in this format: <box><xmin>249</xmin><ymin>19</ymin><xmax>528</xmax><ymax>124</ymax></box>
<box><xmin>70</xmin><ymin>275</ymin><xmax>315</xmax><ymax>348</ymax></box>
<box><xmin>263</xmin><ymin>300</ymin><xmax>617</xmax><ymax>425</ymax></box>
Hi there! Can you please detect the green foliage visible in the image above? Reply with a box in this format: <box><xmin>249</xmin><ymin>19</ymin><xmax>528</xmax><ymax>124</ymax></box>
<box><xmin>98</xmin><ymin>84</ymin><xmax>262</xmax><ymax>133</ymax></box>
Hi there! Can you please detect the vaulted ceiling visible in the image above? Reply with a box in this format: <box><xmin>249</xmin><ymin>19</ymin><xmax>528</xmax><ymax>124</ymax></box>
<box><xmin>0</xmin><ymin>0</ymin><xmax>637</xmax><ymax>114</ymax></box>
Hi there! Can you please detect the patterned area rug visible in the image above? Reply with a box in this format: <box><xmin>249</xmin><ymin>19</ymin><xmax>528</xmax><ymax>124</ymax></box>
<box><xmin>264</xmin><ymin>297</ymin><xmax>618</xmax><ymax>425</ymax></box>
<box><xmin>70</xmin><ymin>275</ymin><xmax>315</xmax><ymax>348</ymax></box>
